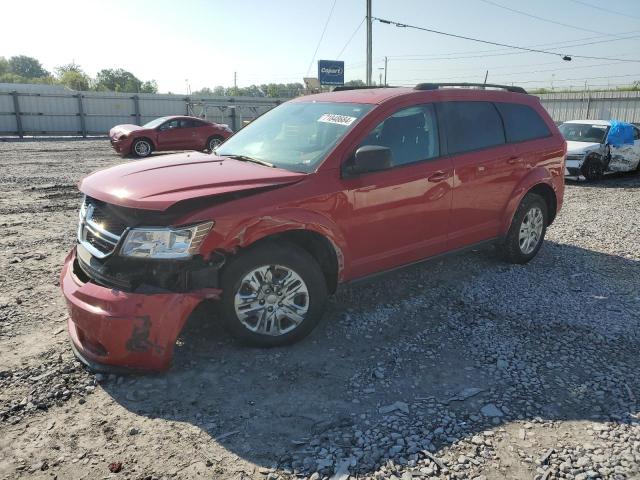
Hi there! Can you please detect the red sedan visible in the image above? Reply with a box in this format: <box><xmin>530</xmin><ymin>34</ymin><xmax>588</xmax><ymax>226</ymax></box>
<box><xmin>109</xmin><ymin>115</ymin><xmax>233</xmax><ymax>158</ymax></box>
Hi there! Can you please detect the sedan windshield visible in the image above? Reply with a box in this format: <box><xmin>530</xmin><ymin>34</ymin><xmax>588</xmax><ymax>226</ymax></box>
<box><xmin>559</xmin><ymin>123</ymin><xmax>608</xmax><ymax>143</ymax></box>
<box><xmin>215</xmin><ymin>102</ymin><xmax>372</xmax><ymax>173</ymax></box>
<box><xmin>143</xmin><ymin>117</ymin><xmax>170</xmax><ymax>129</ymax></box>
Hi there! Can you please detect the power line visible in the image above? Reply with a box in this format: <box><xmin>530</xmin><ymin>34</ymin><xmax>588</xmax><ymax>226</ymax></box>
<box><xmin>306</xmin><ymin>0</ymin><xmax>338</xmax><ymax>76</ymax></box>
<box><xmin>385</xmin><ymin>33</ymin><xmax>640</xmax><ymax>61</ymax></box>
<box><xmin>373</xmin><ymin>17</ymin><xmax>640</xmax><ymax>63</ymax></box>
<box><xmin>568</xmin><ymin>0</ymin><xmax>640</xmax><ymax>21</ymax></box>
<box><xmin>477</xmin><ymin>0</ymin><xmax>625</xmax><ymax>37</ymax></box>
<box><xmin>337</xmin><ymin>17</ymin><xmax>365</xmax><ymax>59</ymax></box>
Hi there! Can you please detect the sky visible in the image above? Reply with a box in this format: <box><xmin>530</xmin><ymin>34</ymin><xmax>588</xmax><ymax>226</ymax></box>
<box><xmin>2</xmin><ymin>0</ymin><xmax>640</xmax><ymax>93</ymax></box>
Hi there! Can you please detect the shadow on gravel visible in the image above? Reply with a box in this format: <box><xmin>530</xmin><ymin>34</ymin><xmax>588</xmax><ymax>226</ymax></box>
<box><xmin>100</xmin><ymin>241</ymin><xmax>639</xmax><ymax>476</ymax></box>
<box><xmin>566</xmin><ymin>170</ymin><xmax>640</xmax><ymax>188</ymax></box>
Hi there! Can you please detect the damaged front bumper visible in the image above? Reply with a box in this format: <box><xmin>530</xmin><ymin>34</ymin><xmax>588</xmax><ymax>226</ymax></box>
<box><xmin>60</xmin><ymin>248</ymin><xmax>221</xmax><ymax>372</ymax></box>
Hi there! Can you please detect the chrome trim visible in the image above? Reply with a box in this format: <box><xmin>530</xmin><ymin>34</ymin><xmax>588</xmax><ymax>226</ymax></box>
<box><xmin>76</xmin><ymin>198</ymin><xmax>123</xmax><ymax>259</ymax></box>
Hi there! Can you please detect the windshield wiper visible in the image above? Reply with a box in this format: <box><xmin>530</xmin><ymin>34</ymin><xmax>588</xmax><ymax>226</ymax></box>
<box><xmin>218</xmin><ymin>154</ymin><xmax>275</xmax><ymax>168</ymax></box>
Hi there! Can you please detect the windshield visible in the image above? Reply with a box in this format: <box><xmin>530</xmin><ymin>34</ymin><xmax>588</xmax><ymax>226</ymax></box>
<box><xmin>143</xmin><ymin>117</ymin><xmax>170</xmax><ymax>129</ymax></box>
<box><xmin>559</xmin><ymin>123</ymin><xmax>608</xmax><ymax>143</ymax></box>
<box><xmin>215</xmin><ymin>102</ymin><xmax>372</xmax><ymax>173</ymax></box>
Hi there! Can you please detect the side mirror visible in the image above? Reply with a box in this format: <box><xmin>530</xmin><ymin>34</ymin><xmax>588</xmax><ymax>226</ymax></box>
<box><xmin>344</xmin><ymin>145</ymin><xmax>392</xmax><ymax>176</ymax></box>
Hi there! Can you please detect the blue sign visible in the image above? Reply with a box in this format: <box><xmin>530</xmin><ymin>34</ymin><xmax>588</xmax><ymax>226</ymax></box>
<box><xmin>318</xmin><ymin>60</ymin><xmax>344</xmax><ymax>86</ymax></box>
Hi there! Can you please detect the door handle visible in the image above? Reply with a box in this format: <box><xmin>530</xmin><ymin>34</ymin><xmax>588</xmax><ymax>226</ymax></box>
<box><xmin>427</xmin><ymin>171</ymin><xmax>449</xmax><ymax>182</ymax></box>
<box><xmin>507</xmin><ymin>156</ymin><xmax>522</xmax><ymax>165</ymax></box>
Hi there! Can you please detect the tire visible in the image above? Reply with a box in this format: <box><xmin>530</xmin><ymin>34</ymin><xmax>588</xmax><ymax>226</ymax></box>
<box><xmin>502</xmin><ymin>193</ymin><xmax>548</xmax><ymax>264</ymax></box>
<box><xmin>206</xmin><ymin>135</ymin><xmax>224</xmax><ymax>152</ymax></box>
<box><xmin>131</xmin><ymin>138</ymin><xmax>152</xmax><ymax>158</ymax></box>
<box><xmin>219</xmin><ymin>242</ymin><xmax>328</xmax><ymax>347</ymax></box>
<box><xmin>581</xmin><ymin>156</ymin><xmax>604</xmax><ymax>181</ymax></box>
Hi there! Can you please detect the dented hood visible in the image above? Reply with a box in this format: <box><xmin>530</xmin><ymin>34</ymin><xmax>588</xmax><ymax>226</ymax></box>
<box><xmin>566</xmin><ymin>140</ymin><xmax>602</xmax><ymax>155</ymax></box>
<box><xmin>80</xmin><ymin>152</ymin><xmax>306</xmax><ymax>211</ymax></box>
<box><xmin>109</xmin><ymin>124</ymin><xmax>145</xmax><ymax>140</ymax></box>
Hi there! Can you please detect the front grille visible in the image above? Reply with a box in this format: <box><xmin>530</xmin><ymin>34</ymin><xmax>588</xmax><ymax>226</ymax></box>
<box><xmin>77</xmin><ymin>197</ymin><xmax>126</xmax><ymax>257</ymax></box>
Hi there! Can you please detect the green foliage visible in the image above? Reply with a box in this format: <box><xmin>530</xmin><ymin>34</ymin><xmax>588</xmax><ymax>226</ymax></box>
<box><xmin>95</xmin><ymin>68</ymin><xmax>143</xmax><ymax>92</ymax></box>
<box><xmin>55</xmin><ymin>62</ymin><xmax>84</xmax><ymax>77</ymax></box>
<box><xmin>8</xmin><ymin>55</ymin><xmax>49</xmax><ymax>78</ymax></box>
<box><xmin>59</xmin><ymin>70</ymin><xmax>90</xmax><ymax>91</ymax></box>
<box><xmin>0</xmin><ymin>57</ymin><xmax>8</xmax><ymax>75</ymax></box>
<box><xmin>140</xmin><ymin>80</ymin><xmax>158</xmax><ymax>93</ymax></box>
<box><xmin>345</xmin><ymin>79</ymin><xmax>366</xmax><ymax>87</ymax></box>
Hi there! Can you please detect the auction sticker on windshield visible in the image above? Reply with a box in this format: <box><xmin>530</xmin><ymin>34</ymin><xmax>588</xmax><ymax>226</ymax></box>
<box><xmin>318</xmin><ymin>113</ymin><xmax>357</xmax><ymax>126</ymax></box>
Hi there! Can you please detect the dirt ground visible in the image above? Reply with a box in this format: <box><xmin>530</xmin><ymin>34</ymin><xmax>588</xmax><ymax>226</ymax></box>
<box><xmin>0</xmin><ymin>140</ymin><xmax>639</xmax><ymax>480</ymax></box>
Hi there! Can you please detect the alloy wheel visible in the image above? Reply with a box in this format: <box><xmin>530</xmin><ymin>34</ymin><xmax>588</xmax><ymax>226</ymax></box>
<box><xmin>519</xmin><ymin>206</ymin><xmax>544</xmax><ymax>255</ymax></box>
<box><xmin>234</xmin><ymin>265</ymin><xmax>309</xmax><ymax>336</ymax></box>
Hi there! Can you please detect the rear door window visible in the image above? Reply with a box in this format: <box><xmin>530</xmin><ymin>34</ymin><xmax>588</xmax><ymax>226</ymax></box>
<box><xmin>439</xmin><ymin>101</ymin><xmax>505</xmax><ymax>155</ymax></box>
<box><xmin>495</xmin><ymin>102</ymin><xmax>551</xmax><ymax>143</ymax></box>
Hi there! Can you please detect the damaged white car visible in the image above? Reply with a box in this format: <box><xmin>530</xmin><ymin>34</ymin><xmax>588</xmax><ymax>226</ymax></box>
<box><xmin>560</xmin><ymin>120</ymin><xmax>640</xmax><ymax>181</ymax></box>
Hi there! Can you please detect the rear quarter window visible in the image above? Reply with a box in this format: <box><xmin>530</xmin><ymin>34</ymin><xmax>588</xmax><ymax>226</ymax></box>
<box><xmin>439</xmin><ymin>101</ymin><xmax>505</xmax><ymax>155</ymax></box>
<box><xmin>495</xmin><ymin>102</ymin><xmax>551</xmax><ymax>143</ymax></box>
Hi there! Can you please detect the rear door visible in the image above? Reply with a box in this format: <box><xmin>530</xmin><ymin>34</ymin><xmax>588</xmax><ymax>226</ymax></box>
<box><xmin>609</xmin><ymin>125</ymin><xmax>640</xmax><ymax>172</ymax></box>
<box><xmin>340</xmin><ymin>104</ymin><xmax>453</xmax><ymax>278</ymax></box>
<box><xmin>439</xmin><ymin>101</ymin><xmax>516</xmax><ymax>249</ymax></box>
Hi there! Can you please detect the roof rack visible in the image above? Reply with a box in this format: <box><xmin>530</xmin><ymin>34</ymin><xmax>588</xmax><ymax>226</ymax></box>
<box><xmin>414</xmin><ymin>83</ymin><xmax>527</xmax><ymax>94</ymax></box>
<box><xmin>332</xmin><ymin>85</ymin><xmax>396</xmax><ymax>92</ymax></box>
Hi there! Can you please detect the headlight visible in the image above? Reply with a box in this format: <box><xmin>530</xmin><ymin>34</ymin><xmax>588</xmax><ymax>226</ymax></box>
<box><xmin>120</xmin><ymin>221</ymin><xmax>214</xmax><ymax>259</ymax></box>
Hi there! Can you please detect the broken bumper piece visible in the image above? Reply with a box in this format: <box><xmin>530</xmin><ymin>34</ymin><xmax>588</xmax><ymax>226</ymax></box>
<box><xmin>60</xmin><ymin>249</ymin><xmax>221</xmax><ymax>372</ymax></box>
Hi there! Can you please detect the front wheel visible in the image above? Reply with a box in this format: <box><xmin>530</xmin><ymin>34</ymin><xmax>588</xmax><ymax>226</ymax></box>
<box><xmin>131</xmin><ymin>138</ymin><xmax>152</xmax><ymax>158</ymax></box>
<box><xmin>502</xmin><ymin>193</ymin><xmax>548</xmax><ymax>264</ymax></box>
<box><xmin>582</xmin><ymin>156</ymin><xmax>604</xmax><ymax>181</ymax></box>
<box><xmin>219</xmin><ymin>242</ymin><xmax>327</xmax><ymax>347</ymax></box>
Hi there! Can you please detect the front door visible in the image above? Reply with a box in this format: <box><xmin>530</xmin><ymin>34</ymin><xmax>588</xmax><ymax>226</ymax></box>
<box><xmin>609</xmin><ymin>125</ymin><xmax>640</xmax><ymax>172</ymax></box>
<box><xmin>339</xmin><ymin>104</ymin><xmax>453</xmax><ymax>279</ymax></box>
<box><xmin>156</xmin><ymin>118</ymin><xmax>186</xmax><ymax>150</ymax></box>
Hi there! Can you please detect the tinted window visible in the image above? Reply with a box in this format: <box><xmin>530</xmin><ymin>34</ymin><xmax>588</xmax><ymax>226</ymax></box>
<box><xmin>495</xmin><ymin>102</ymin><xmax>551</xmax><ymax>142</ymax></box>
<box><xmin>359</xmin><ymin>104</ymin><xmax>439</xmax><ymax>167</ymax></box>
<box><xmin>440</xmin><ymin>101</ymin><xmax>505</xmax><ymax>154</ymax></box>
<box><xmin>159</xmin><ymin>119</ymin><xmax>179</xmax><ymax>131</ymax></box>
<box><xmin>180</xmin><ymin>119</ymin><xmax>204</xmax><ymax>128</ymax></box>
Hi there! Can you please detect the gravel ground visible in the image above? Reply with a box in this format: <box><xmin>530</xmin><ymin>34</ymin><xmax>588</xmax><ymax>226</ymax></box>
<box><xmin>0</xmin><ymin>139</ymin><xmax>639</xmax><ymax>480</ymax></box>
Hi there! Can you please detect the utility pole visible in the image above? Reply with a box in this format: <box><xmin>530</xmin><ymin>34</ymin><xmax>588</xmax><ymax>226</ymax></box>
<box><xmin>234</xmin><ymin>72</ymin><xmax>237</xmax><ymax>91</ymax></box>
<box><xmin>366</xmin><ymin>0</ymin><xmax>372</xmax><ymax>86</ymax></box>
<box><xmin>384</xmin><ymin>56</ymin><xmax>388</xmax><ymax>86</ymax></box>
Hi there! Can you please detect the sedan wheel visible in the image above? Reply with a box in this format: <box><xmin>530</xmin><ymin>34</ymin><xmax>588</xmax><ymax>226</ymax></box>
<box><xmin>208</xmin><ymin>136</ymin><xmax>223</xmax><ymax>151</ymax></box>
<box><xmin>132</xmin><ymin>139</ymin><xmax>152</xmax><ymax>158</ymax></box>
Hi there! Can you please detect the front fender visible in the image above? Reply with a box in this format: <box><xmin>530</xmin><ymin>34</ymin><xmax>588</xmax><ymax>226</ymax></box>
<box><xmin>202</xmin><ymin>208</ymin><xmax>350</xmax><ymax>280</ymax></box>
<box><xmin>500</xmin><ymin>167</ymin><xmax>560</xmax><ymax>234</ymax></box>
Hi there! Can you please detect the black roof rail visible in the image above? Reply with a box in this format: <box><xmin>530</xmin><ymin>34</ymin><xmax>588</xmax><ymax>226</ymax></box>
<box><xmin>414</xmin><ymin>83</ymin><xmax>527</xmax><ymax>94</ymax></box>
<box><xmin>332</xmin><ymin>85</ymin><xmax>396</xmax><ymax>91</ymax></box>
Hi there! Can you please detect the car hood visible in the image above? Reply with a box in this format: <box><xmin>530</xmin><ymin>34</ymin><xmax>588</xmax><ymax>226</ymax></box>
<box><xmin>566</xmin><ymin>140</ymin><xmax>602</xmax><ymax>154</ymax></box>
<box><xmin>109</xmin><ymin>124</ymin><xmax>145</xmax><ymax>140</ymax></box>
<box><xmin>79</xmin><ymin>152</ymin><xmax>306</xmax><ymax>211</ymax></box>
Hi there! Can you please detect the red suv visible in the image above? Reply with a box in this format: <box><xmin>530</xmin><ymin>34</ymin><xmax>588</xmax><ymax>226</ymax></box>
<box><xmin>61</xmin><ymin>83</ymin><xmax>566</xmax><ymax>371</ymax></box>
<box><xmin>109</xmin><ymin>115</ymin><xmax>233</xmax><ymax>158</ymax></box>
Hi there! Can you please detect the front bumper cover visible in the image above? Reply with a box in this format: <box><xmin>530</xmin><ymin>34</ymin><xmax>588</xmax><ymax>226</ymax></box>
<box><xmin>61</xmin><ymin>249</ymin><xmax>221</xmax><ymax>372</ymax></box>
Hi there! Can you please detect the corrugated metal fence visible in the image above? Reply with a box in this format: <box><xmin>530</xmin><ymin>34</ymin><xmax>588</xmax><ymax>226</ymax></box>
<box><xmin>0</xmin><ymin>84</ymin><xmax>284</xmax><ymax>137</ymax></box>
<box><xmin>539</xmin><ymin>90</ymin><xmax>640</xmax><ymax>123</ymax></box>
<box><xmin>2</xmin><ymin>83</ymin><xmax>640</xmax><ymax>137</ymax></box>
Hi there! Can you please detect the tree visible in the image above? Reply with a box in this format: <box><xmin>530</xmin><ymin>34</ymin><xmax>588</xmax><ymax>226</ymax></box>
<box><xmin>213</xmin><ymin>86</ymin><xmax>225</xmax><ymax>96</ymax></box>
<box><xmin>140</xmin><ymin>80</ymin><xmax>158</xmax><ymax>93</ymax></box>
<box><xmin>55</xmin><ymin>62</ymin><xmax>84</xmax><ymax>77</ymax></box>
<box><xmin>94</xmin><ymin>68</ymin><xmax>142</xmax><ymax>93</ymax></box>
<box><xmin>8</xmin><ymin>55</ymin><xmax>49</xmax><ymax>78</ymax></box>
<box><xmin>59</xmin><ymin>70</ymin><xmax>90</xmax><ymax>91</ymax></box>
<box><xmin>345</xmin><ymin>79</ymin><xmax>366</xmax><ymax>87</ymax></box>
<box><xmin>0</xmin><ymin>57</ymin><xmax>8</xmax><ymax>76</ymax></box>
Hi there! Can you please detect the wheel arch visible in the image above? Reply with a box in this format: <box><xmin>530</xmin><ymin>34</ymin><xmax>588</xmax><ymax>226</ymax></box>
<box><xmin>501</xmin><ymin>170</ymin><xmax>559</xmax><ymax>233</ymax></box>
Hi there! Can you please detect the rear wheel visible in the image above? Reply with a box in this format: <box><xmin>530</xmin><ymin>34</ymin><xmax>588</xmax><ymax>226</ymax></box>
<box><xmin>131</xmin><ymin>138</ymin><xmax>152</xmax><ymax>158</ymax></box>
<box><xmin>206</xmin><ymin>135</ymin><xmax>224</xmax><ymax>152</ymax></box>
<box><xmin>219</xmin><ymin>242</ymin><xmax>327</xmax><ymax>347</ymax></box>
<box><xmin>502</xmin><ymin>193</ymin><xmax>548</xmax><ymax>264</ymax></box>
